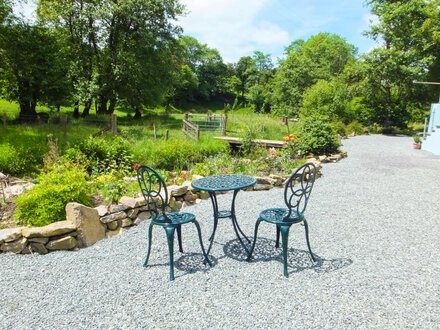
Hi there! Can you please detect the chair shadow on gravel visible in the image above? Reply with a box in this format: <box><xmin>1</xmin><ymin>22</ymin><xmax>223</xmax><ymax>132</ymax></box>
<box><xmin>173</xmin><ymin>253</ymin><xmax>219</xmax><ymax>277</ymax></box>
<box><xmin>223</xmin><ymin>238</ymin><xmax>353</xmax><ymax>275</ymax></box>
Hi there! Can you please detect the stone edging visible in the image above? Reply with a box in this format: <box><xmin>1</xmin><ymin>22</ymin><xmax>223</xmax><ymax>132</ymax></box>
<box><xmin>0</xmin><ymin>150</ymin><xmax>347</xmax><ymax>255</ymax></box>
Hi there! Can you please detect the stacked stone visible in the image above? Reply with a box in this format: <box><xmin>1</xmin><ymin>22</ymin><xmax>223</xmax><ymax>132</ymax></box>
<box><xmin>0</xmin><ymin>221</ymin><xmax>78</xmax><ymax>255</ymax></box>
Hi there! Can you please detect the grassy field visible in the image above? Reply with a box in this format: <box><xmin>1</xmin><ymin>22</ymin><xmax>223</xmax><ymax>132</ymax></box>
<box><xmin>0</xmin><ymin>99</ymin><xmax>298</xmax><ymax>176</ymax></box>
<box><xmin>0</xmin><ymin>99</ymin><xmax>296</xmax><ymax>140</ymax></box>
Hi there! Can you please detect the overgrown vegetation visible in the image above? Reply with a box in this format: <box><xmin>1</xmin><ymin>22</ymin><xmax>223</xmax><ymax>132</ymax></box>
<box><xmin>14</xmin><ymin>162</ymin><xmax>92</xmax><ymax>226</ymax></box>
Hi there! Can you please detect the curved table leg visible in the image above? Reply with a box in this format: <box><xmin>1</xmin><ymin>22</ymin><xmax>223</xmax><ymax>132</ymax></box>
<box><xmin>206</xmin><ymin>191</ymin><xmax>219</xmax><ymax>257</ymax></box>
<box><xmin>231</xmin><ymin>189</ymin><xmax>250</xmax><ymax>243</ymax></box>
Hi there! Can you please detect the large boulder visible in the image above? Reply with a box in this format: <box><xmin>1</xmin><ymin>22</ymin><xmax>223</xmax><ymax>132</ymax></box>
<box><xmin>22</xmin><ymin>221</ymin><xmax>76</xmax><ymax>238</ymax></box>
<box><xmin>66</xmin><ymin>203</ymin><xmax>106</xmax><ymax>248</ymax></box>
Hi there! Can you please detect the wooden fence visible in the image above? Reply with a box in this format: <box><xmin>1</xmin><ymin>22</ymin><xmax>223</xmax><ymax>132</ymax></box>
<box><xmin>182</xmin><ymin>113</ymin><xmax>227</xmax><ymax>140</ymax></box>
<box><xmin>182</xmin><ymin>117</ymin><xmax>200</xmax><ymax>141</ymax></box>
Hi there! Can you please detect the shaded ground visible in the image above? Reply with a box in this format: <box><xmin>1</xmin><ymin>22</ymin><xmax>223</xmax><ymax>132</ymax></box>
<box><xmin>1</xmin><ymin>135</ymin><xmax>440</xmax><ymax>329</ymax></box>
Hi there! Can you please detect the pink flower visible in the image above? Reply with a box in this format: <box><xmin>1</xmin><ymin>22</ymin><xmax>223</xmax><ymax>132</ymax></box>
<box><xmin>134</xmin><ymin>163</ymin><xmax>140</xmax><ymax>170</ymax></box>
<box><xmin>269</xmin><ymin>147</ymin><xmax>277</xmax><ymax>157</ymax></box>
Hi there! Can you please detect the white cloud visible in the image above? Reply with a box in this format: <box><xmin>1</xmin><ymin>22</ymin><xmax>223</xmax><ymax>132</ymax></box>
<box><xmin>178</xmin><ymin>0</ymin><xmax>290</xmax><ymax>62</ymax></box>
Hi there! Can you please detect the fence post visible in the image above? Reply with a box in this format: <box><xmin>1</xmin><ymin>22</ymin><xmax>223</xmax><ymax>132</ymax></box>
<box><xmin>2</xmin><ymin>113</ymin><xmax>7</xmax><ymax>127</ymax></box>
<box><xmin>196</xmin><ymin>126</ymin><xmax>200</xmax><ymax>141</ymax></box>
<box><xmin>222</xmin><ymin>114</ymin><xmax>228</xmax><ymax>136</ymax></box>
<box><xmin>165</xmin><ymin>129</ymin><xmax>169</xmax><ymax>141</ymax></box>
<box><xmin>111</xmin><ymin>114</ymin><xmax>117</xmax><ymax>136</ymax></box>
<box><xmin>153</xmin><ymin>124</ymin><xmax>157</xmax><ymax>139</ymax></box>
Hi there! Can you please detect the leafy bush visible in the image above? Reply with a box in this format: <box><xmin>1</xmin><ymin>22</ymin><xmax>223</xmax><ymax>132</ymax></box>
<box><xmin>79</xmin><ymin>136</ymin><xmax>134</xmax><ymax>176</ymax></box>
<box><xmin>95</xmin><ymin>173</ymin><xmax>127</xmax><ymax>203</ymax></box>
<box><xmin>299</xmin><ymin>116</ymin><xmax>339</xmax><ymax>155</ymax></box>
<box><xmin>0</xmin><ymin>143</ymin><xmax>26</xmax><ymax>175</ymax></box>
<box><xmin>345</xmin><ymin>120</ymin><xmax>365</xmax><ymax>136</ymax></box>
<box><xmin>15</xmin><ymin>163</ymin><xmax>92</xmax><ymax>226</ymax></box>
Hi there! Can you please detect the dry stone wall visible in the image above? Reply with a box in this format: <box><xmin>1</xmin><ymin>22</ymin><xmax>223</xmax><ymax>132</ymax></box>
<box><xmin>0</xmin><ymin>150</ymin><xmax>346</xmax><ymax>255</ymax></box>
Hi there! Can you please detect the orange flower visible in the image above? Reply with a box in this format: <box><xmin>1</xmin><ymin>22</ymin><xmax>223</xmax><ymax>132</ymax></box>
<box><xmin>283</xmin><ymin>136</ymin><xmax>290</xmax><ymax>142</ymax></box>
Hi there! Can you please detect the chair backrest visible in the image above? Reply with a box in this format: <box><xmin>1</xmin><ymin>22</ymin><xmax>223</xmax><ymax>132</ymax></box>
<box><xmin>284</xmin><ymin>162</ymin><xmax>317</xmax><ymax>220</ymax></box>
<box><xmin>137</xmin><ymin>165</ymin><xmax>169</xmax><ymax>221</ymax></box>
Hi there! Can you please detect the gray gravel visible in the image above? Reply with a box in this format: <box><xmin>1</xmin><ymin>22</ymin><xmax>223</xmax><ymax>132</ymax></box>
<box><xmin>1</xmin><ymin>135</ymin><xmax>440</xmax><ymax>329</ymax></box>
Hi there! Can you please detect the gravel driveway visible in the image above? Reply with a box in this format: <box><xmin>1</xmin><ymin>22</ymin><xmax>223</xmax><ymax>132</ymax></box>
<box><xmin>1</xmin><ymin>135</ymin><xmax>440</xmax><ymax>329</ymax></box>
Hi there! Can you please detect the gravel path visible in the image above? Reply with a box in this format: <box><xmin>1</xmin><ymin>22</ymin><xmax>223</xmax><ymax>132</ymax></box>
<box><xmin>1</xmin><ymin>135</ymin><xmax>440</xmax><ymax>329</ymax></box>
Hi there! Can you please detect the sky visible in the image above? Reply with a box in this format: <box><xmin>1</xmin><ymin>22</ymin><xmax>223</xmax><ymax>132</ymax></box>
<box><xmin>17</xmin><ymin>0</ymin><xmax>379</xmax><ymax>63</ymax></box>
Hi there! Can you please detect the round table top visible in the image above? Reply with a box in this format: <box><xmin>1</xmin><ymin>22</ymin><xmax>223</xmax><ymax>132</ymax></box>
<box><xmin>191</xmin><ymin>174</ymin><xmax>256</xmax><ymax>192</ymax></box>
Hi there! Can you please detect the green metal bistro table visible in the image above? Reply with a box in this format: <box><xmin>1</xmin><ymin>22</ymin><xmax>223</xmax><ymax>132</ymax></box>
<box><xmin>191</xmin><ymin>174</ymin><xmax>257</xmax><ymax>257</ymax></box>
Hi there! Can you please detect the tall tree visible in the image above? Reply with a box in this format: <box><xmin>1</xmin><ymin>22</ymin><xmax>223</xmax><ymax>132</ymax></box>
<box><xmin>38</xmin><ymin>0</ymin><xmax>183</xmax><ymax>117</ymax></box>
<box><xmin>271</xmin><ymin>33</ymin><xmax>356</xmax><ymax>116</ymax></box>
<box><xmin>363</xmin><ymin>0</ymin><xmax>440</xmax><ymax>127</ymax></box>
<box><xmin>0</xmin><ymin>21</ymin><xmax>70</xmax><ymax>121</ymax></box>
<box><xmin>178</xmin><ymin>36</ymin><xmax>228</xmax><ymax>102</ymax></box>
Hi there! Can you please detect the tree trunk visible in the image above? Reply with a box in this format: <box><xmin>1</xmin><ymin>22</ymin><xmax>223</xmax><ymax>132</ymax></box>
<box><xmin>97</xmin><ymin>97</ymin><xmax>108</xmax><ymax>115</ymax></box>
<box><xmin>133</xmin><ymin>106</ymin><xmax>142</xmax><ymax>119</ymax></box>
<box><xmin>107</xmin><ymin>97</ymin><xmax>117</xmax><ymax>114</ymax></box>
<box><xmin>73</xmin><ymin>101</ymin><xmax>80</xmax><ymax>118</ymax></box>
<box><xmin>81</xmin><ymin>99</ymin><xmax>92</xmax><ymax>117</ymax></box>
<box><xmin>18</xmin><ymin>100</ymin><xmax>37</xmax><ymax>123</ymax></box>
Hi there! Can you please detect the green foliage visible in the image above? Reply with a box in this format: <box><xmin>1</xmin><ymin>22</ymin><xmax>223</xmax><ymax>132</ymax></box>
<box><xmin>15</xmin><ymin>163</ymin><xmax>92</xmax><ymax>226</ymax></box>
<box><xmin>271</xmin><ymin>33</ymin><xmax>357</xmax><ymax>116</ymax></box>
<box><xmin>192</xmin><ymin>151</ymin><xmax>305</xmax><ymax>177</ymax></box>
<box><xmin>301</xmin><ymin>79</ymin><xmax>350</xmax><ymax>121</ymax></box>
<box><xmin>95</xmin><ymin>173</ymin><xmax>126</xmax><ymax>204</ymax></box>
<box><xmin>299</xmin><ymin>117</ymin><xmax>340</xmax><ymax>155</ymax></box>
<box><xmin>363</xmin><ymin>0</ymin><xmax>439</xmax><ymax>127</ymax></box>
<box><xmin>0</xmin><ymin>143</ymin><xmax>26</xmax><ymax>175</ymax></box>
<box><xmin>79</xmin><ymin>136</ymin><xmax>134</xmax><ymax>176</ymax></box>
<box><xmin>131</xmin><ymin>137</ymin><xmax>228</xmax><ymax>171</ymax></box>
<box><xmin>413</xmin><ymin>135</ymin><xmax>422</xmax><ymax>143</ymax></box>
<box><xmin>346</xmin><ymin>121</ymin><xmax>365</xmax><ymax>136</ymax></box>
<box><xmin>240</xmin><ymin>129</ymin><xmax>258</xmax><ymax>156</ymax></box>
<box><xmin>0</xmin><ymin>22</ymin><xmax>71</xmax><ymax>120</ymax></box>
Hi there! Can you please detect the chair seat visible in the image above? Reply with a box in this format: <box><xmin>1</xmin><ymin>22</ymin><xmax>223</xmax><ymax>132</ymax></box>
<box><xmin>259</xmin><ymin>208</ymin><xmax>304</xmax><ymax>224</ymax></box>
<box><xmin>153</xmin><ymin>212</ymin><xmax>195</xmax><ymax>226</ymax></box>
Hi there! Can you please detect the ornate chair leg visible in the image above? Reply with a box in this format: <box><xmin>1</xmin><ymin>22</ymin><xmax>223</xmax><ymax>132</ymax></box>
<box><xmin>247</xmin><ymin>219</ymin><xmax>262</xmax><ymax>261</ymax></box>
<box><xmin>165</xmin><ymin>227</ymin><xmax>176</xmax><ymax>281</ymax></box>
<box><xmin>275</xmin><ymin>225</ymin><xmax>280</xmax><ymax>248</ymax></box>
<box><xmin>280</xmin><ymin>225</ymin><xmax>291</xmax><ymax>278</ymax></box>
<box><xmin>176</xmin><ymin>224</ymin><xmax>183</xmax><ymax>253</ymax></box>
<box><xmin>143</xmin><ymin>222</ymin><xmax>154</xmax><ymax>267</ymax></box>
<box><xmin>303</xmin><ymin>219</ymin><xmax>316</xmax><ymax>262</ymax></box>
<box><xmin>192</xmin><ymin>220</ymin><xmax>212</xmax><ymax>266</ymax></box>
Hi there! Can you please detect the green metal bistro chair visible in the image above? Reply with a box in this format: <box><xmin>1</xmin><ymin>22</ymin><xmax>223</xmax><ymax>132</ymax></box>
<box><xmin>247</xmin><ymin>162</ymin><xmax>318</xmax><ymax>278</ymax></box>
<box><xmin>137</xmin><ymin>165</ymin><xmax>211</xmax><ymax>281</ymax></box>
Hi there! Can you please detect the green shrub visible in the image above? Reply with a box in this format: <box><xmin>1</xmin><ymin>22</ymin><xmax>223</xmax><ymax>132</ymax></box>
<box><xmin>95</xmin><ymin>173</ymin><xmax>127</xmax><ymax>203</ymax></box>
<box><xmin>79</xmin><ymin>136</ymin><xmax>134</xmax><ymax>176</ymax></box>
<box><xmin>330</xmin><ymin>121</ymin><xmax>347</xmax><ymax>137</ymax></box>
<box><xmin>15</xmin><ymin>163</ymin><xmax>92</xmax><ymax>226</ymax></box>
<box><xmin>369</xmin><ymin>123</ymin><xmax>383</xmax><ymax>134</ymax></box>
<box><xmin>345</xmin><ymin>120</ymin><xmax>365</xmax><ymax>136</ymax></box>
<box><xmin>0</xmin><ymin>143</ymin><xmax>26</xmax><ymax>175</ymax></box>
<box><xmin>299</xmin><ymin>116</ymin><xmax>339</xmax><ymax>155</ymax></box>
